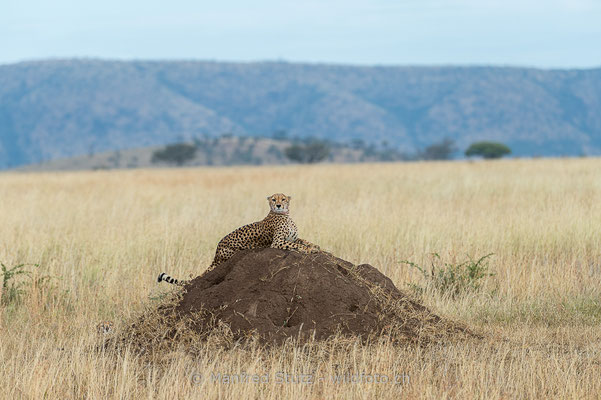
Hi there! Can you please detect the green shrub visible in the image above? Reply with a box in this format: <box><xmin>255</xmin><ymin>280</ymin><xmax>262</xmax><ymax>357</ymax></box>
<box><xmin>465</xmin><ymin>141</ymin><xmax>511</xmax><ymax>159</ymax></box>
<box><xmin>1</xmin><ymin>262</ymin><xmax>55</xmax><ymax>308</ymax></box>
<box><xmin>401</xmin><ymin>253</ymin><xmax>494</xmax><ymax>298</ymax></box>
<box><xmin>1</xmin><ymin>262</ymin><xmax>35</xmax><ymax>306</ymax></box>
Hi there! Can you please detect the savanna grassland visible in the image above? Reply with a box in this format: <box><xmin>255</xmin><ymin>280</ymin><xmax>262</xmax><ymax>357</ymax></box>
<box><xmin>1</xmin><ymin>158</ymin><xmax>601</xmax><ymax>399</ymax></box>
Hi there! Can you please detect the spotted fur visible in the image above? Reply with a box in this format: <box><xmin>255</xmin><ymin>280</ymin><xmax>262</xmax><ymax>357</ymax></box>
<box><xmin>158</xmin><ymin>193</ymin><xmax>319</xmax><ymax>285</ymax></box>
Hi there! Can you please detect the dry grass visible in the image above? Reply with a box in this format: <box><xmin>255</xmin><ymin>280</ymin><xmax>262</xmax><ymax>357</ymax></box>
<box><xmin>1</xmin><ymin>158</ymin><xmax>601</xmax><ymax>399</ymax></box>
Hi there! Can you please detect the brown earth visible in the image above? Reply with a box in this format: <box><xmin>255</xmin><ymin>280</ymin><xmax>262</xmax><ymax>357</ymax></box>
<box><xmin>121</xmin><ymin>248</ymin><xmax>473</xmax><ymax>351</ymax></box>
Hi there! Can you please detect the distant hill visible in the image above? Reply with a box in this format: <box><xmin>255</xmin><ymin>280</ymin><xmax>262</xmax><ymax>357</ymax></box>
<box><xmin>18</xmin><ymin>136</ymin><xmax>409</xmax><ymax>171</ymax></box>
<box><xmin>1</xmin><ymin>59</ymin><xmax>600</xmax><ymax>168</ymax></box>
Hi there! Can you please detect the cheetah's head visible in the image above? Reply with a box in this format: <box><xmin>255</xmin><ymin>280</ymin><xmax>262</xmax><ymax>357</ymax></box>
<box><xmin>267</xmin><ymin>193</ymin><xmax>291</xmax><ymax>214</ymax></box>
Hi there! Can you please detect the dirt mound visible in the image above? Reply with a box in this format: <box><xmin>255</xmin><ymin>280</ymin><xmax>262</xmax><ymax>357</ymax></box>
<box><xmin>122</xmin><ymin>249</ymin><xmax>472</xmax><ymax>350</ymax></box>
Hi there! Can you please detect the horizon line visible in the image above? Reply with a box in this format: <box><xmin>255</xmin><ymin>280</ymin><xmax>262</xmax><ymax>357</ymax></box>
<box><xmin>2</xmin><ymin>56</ymin><xmax>600</xmax><ymax>71</ymax></box>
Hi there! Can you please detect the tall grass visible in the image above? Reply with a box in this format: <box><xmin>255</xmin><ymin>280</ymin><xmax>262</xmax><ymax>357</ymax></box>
<box><xmin>1</xmin><ymin>158</ymin><xmax>601</xmax><ymax>398</ymax></box>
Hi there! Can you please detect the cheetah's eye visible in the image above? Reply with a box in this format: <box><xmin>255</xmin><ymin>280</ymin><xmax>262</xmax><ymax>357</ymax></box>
<box><xmin>272</xmin><ymin>198</ymin><xmax>276</xmax><ymax>202</ymax></box>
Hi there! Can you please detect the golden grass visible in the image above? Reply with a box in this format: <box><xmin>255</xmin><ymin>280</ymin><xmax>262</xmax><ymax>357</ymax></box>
<box><xmin>1</xmin><ymin>158</ymin><xmax>601</xmax><ymax>399</ymax></box>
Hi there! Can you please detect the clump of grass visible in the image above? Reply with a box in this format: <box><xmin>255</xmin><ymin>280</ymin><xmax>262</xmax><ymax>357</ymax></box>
<box><xmin>402</xmin><ymin>253</ymin><xmax>494</xmax><ymax>298</ymax></box>
<box><xmin>1</xmin><ymin>262</ymin><xmax>35</xmax><ymax>306</ymax></box>
<box><xmin>1</xmin><ymin>262</ymin><xmax>54</xmax><ymax>308</ymax></box>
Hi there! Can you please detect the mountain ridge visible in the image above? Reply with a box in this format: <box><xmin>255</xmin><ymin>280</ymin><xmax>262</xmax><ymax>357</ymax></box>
<box><xmin>1</xmin><ymin>59</ymin><xmax>600</xmax><ymax>168</ymax></box>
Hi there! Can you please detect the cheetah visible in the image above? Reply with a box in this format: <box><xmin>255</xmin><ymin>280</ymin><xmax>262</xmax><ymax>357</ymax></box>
<box><xmin>158</xmin><ymin>193</ymin><xmax>320</xmax><ymax>285</ymax></box>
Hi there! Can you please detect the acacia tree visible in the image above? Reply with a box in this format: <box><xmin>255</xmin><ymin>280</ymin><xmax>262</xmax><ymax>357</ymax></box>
<box><xmin>465</xmin><ymin>142</ymin><xmax>511</xmax><ymax>159</ymax></box>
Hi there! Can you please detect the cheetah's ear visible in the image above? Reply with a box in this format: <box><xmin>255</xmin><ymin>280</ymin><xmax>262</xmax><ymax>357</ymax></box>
<box><xmin>266</xmin><ymin>196</ymin><xmax>271</xmax><ymax>200</ymax></box>
<box><xmin>287</xmin><ymin>196</ymin><xmax>292</xmax><ymax>201</ymax></box>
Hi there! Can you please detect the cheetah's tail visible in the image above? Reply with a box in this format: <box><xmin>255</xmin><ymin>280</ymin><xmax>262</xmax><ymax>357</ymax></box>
<box><xmin>157</xmin><ymin>272</ymin><xmax>189</xmax><ymax>286</ymax></box>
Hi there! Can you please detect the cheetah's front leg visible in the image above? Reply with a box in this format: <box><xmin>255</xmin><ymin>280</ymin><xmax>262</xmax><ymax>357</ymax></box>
<box><xmin>294</xmin><ymin>238</ymin><xmax>321</xmax><ymax>252</ymax></box>
<box><xmin>271</xmin><ymin>231</ymin><xmax>319</xmax><ymax>254</ymax></box>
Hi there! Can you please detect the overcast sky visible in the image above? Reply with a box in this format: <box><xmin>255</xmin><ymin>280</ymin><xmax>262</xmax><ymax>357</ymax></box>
<box><xmin>1</xmin><ymin>0</ymin><xmax>600</xmax><ymax>68</ymax></box>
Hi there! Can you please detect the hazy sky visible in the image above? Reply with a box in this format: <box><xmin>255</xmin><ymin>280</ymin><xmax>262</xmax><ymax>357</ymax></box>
<box><xmin>1</xmin><ymin>0</ymin><xmax>600</xmax><ymax>68</ymax></box>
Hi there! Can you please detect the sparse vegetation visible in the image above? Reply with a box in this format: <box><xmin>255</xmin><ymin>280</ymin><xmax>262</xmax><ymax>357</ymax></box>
<box><xmin>26</xmin><ymin>134</ymin><xmax>421</xmax><ymax>171</ymax></box>
<box><xmin>1</xmin><ymin>262</ymin><xmax>32</xmax><ymax>306</ymax></box>
<box><xmin>151</xmin><ymin>143</ymin><xmax>197</xmax><ymax>165</ymax></box>
<box><xmin>284</xmin><ymin>140</ymin><xmax>331</xmax><ymax>163</ymax></box>
<box><xmin>402</xmin><ymin>253</ymin><xmax>494</xmax><ymax>298</ymax></box>
<box><xmin>1</xmin><ymin>262</ymin><xmax>54</xmax><ymax>308</ymax></box>
<box><xmin>418</xmin><ymin>137</ymin><xmax>457</xmax><ymax>160</ymax></box>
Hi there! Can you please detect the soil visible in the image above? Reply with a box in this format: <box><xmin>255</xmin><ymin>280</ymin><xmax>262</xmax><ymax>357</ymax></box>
<box><xmin>158</xmin><ymin>248</ymin><xmax>471</xmax><ymax>344</ymax></box>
